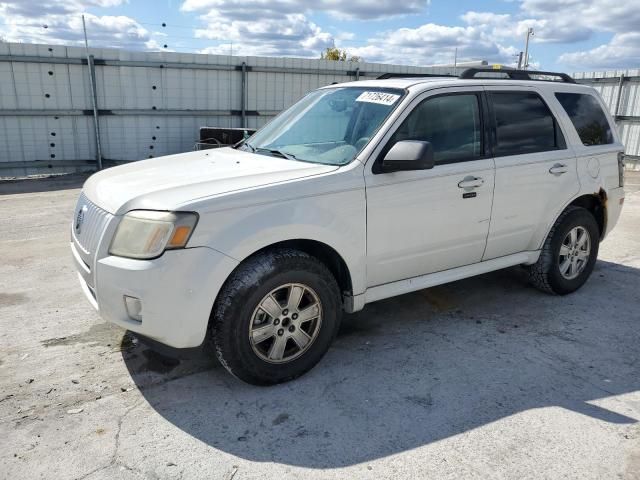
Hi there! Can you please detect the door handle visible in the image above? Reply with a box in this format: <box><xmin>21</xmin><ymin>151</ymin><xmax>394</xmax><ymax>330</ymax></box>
<box><xmin>458</xmin><ymin>176</ymin><xmax>484</xmax><ymax>189</ymax></box>
<box><xmin>549</xmin><ymin>163</ymin><xmax>568</xmax><ymax>176</ymax></box>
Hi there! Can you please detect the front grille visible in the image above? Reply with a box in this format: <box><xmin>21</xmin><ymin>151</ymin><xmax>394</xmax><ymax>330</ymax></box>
<box><xmin>72</xmin><ymin>193</ymin><xmax>113</xmax><ymax>256</ymax></box>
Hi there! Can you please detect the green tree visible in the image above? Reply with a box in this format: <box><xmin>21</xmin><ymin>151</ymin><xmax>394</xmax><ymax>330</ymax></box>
<box><xmin>321</xmin><ymin>47</ymin><xmax>361</xmax><ymax>62</ymax></box>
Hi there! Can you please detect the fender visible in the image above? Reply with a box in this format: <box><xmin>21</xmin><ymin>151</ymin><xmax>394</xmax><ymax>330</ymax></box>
<box><xmin>185</xmin><ymin>165</ymin><xmax>368</xmax><ymax>297</ymax></box>
<box><xmin>534</xmin><ymin>187</ymin><xmax>607</xmax><ymax>256</ymax></box>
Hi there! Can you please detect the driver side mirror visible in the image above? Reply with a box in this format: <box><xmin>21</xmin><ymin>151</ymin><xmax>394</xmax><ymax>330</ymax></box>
<box><xmin>381</xmin><ymin>140</ymin><xmax>435</xmax><ymax>173</ymax></box>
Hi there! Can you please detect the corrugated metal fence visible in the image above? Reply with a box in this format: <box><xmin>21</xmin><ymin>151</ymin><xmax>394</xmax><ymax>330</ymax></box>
<box><xmin>574</xmin><ymin>69</ymin><xmax>640</xmax><ymax>169</ymax></box>
<box><xmin>0</xmin><ymin>42</ymin><xmax>638</xmax><ymax>177</ymax></box>
<box><xmin>0</xmin><ymin>42</ymin><xmax>453</xmax><ymax>177</ymax></box>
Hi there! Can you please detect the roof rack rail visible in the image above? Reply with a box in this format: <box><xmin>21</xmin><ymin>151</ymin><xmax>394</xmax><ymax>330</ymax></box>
<box><xmin>459</xmin><ymin>68</ymin><xmax>575</xmax><ymax>83</ymax></box>
<box><xmin>377</xmin><ymin>72</ymin><xmax>456</xmax><ymax>80</ymax></box>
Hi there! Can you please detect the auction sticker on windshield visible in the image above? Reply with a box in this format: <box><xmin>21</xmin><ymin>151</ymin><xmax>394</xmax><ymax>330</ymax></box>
<box><xmin>356</xmin><ymin>91</ymin><xmax>400</xmax><ymax>106</ymax></box>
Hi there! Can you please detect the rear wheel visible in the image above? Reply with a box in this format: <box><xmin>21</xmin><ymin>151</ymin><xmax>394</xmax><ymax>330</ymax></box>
<box><xmin>528</xmin><ymin>206</ymin><xmax>600</xmax><ymax>295</ymax></box>
<box><xmin>208</xmin><ymin>248</ymin><xmax>341</xmax><ymax>385</ymax></box>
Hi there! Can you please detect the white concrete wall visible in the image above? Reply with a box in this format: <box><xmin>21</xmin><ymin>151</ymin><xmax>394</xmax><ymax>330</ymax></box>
<box><xmin>1</xmin><ymin>41</ymin><xmax>638</xmax><ymax>177</ymax></box>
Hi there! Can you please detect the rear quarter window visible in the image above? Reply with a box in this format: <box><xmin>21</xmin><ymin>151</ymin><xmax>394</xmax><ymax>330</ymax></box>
<box><xmin>555</xmin><ymin>92</ymin><xmax>613</xmax><ymax>146</ymax></box>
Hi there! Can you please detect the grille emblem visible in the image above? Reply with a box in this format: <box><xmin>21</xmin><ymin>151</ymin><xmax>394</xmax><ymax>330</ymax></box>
<box><xmin>75</xmin><ymin>205</ymin><xmax>88</xmax><ymax>234</ymax></box>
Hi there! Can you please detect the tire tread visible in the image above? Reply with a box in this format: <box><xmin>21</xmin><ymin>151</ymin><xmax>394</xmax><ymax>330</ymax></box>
<box><xmin>528</xmin><ymin>206</ymin><xmax>597</xmax><ymax>294</ymax></box>
<box><xmin>207</xmin><ymin>248</ymin><xmax>340</xmax><ymax>385</ymax></box>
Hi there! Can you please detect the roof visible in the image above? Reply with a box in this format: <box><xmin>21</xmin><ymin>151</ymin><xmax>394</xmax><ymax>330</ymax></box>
<box><xmin>325</xmin><ymin>76</ymin><xmax>595</xmax><ymax>93</ymax></box>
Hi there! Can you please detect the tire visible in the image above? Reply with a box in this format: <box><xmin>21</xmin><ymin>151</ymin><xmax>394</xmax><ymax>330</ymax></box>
<box><xmin>528</xmin><ymin>206</ymin><xmax>600</xmax><ymax>295</ymax></box>
<box><xmin>208</xmin><ymin>248</ymin><xmax>341</xmax><ymax>385</ymax></box>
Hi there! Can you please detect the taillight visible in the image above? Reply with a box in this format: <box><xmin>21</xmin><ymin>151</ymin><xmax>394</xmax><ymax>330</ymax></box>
<box><xmin>617</xmin><ymin>152</ymin><xmax>625</xmax><ymax>187</ymax></box>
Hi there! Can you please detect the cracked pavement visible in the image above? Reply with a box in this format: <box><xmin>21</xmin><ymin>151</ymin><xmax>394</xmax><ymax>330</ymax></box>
<box><xmin>1</xmin><ymin>172</ymin><xmax>639</xmax><ymax>479</ymax></box>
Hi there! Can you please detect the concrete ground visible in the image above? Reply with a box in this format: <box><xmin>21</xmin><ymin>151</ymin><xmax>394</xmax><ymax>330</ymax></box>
<box><xmin>1</xmin><ymin>172</ymin><xmax>639</xmax><ymax>480</ymax></box>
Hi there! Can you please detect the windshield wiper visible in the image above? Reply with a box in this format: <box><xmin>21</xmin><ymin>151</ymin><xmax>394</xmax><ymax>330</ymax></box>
<box><xmin>255</xmin><ymin>147</ymin><xmax>297</xmax><ymax>161</ymax></box>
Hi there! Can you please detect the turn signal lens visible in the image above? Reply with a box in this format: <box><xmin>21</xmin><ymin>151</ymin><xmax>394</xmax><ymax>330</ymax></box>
<box><xmin>168</xmin><ymin>225</ymin><xmax>192</xmax><ymax>248</ymax></box>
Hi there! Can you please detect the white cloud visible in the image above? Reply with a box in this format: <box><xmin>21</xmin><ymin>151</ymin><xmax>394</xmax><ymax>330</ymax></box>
<box><xmin>460</xmin><ymin>11</ymin><xmax>510</xmax><ymax>27</ymax></box>
<box><xmin>559</xmin><ymin>32</ymin><xmax>640</xmax><ymax>69</ymax></box>
<box><xmin>460</xmin><ymin>10</ymin><xmax>589</xmax><ymax>44</ymax></box>
<box><xmin>181</xmin><ymin>0</ymin><xmax>431</xmax><ymax>61</ymax></box>
<box><xmin>186</xmin><ymin>2</ymin><xmax>339</xmax><ymax>58</ymax></box>
<box><xmin>0</xmin><ymin>0</ymin><xmax>127</xmax><ymax>17</ymax></box>
<box><xmin>344</xmin><ymin>23</ymin><xmax>519</xmax><ymax>66</ymax></box>
<box><xmin>1</xmin><ymin>0</ymin><xmax>638</xmax><ymax>70</ymax></box>
<box><xmin>193</xmin><ymin>12</ymin><xmax>333</xmax><ymax>57</ymax></box>
<box><xmin>183</xmin><ymin>0</ymin><xmax>639</xmax><ymax>66</ymax></box>
<box><xmin>181</xmin><ymin>0</ymin><xmax>430</xmax><ymax>21</ymax></box>
<box><xmin>460</xmin><ymin>1</ymin><xmax>640</xmax><ymax>69</ymax></box>
<box><xmin>0</xmin><ymin>0</ymin><xmax>152</xmax><ymax>50</ymax></box>
<box><xmin>508</xmin><ymin>0</ymin><xmax>640</xmax><ymax>47</ymax></box>
<box><xmin>505</xmin><ymin>1</ymin><xmax>639</xmax><ymax>40</ymax></box>
<box><xmin>521</xmin><ymin>0</ymin><xmax>640</xmax><ymax>34</ymax></box>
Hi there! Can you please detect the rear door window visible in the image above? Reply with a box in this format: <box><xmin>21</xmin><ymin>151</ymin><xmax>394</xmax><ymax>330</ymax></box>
<box><xmin>488</xmin><ymin>91</ymin><xmax>565</xmax><ymax>156</ymax></box>
<box><xmin>555</xmin><ymin>92</ymin><xmax>613</xmax><ymax>146</ymax></box>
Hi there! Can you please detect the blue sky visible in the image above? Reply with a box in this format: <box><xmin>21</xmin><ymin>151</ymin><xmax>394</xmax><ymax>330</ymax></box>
<box><xmin>1</xmin><ymin>0</ymin><xmax>638</xmax><ymax>71</ymax></box>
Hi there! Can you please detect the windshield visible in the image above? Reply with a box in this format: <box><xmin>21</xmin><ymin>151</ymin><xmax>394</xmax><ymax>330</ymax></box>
<box><xmin>241</xmin><ymin>87</ymin><xmax>404</xmax><ymax>166</ymax></box>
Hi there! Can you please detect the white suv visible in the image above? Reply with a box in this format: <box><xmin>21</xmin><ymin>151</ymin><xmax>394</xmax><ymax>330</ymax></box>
<box><xmin>71</xmin><ymin>68</ymin><xmax>626</xmax><ymax>385</ymax></box>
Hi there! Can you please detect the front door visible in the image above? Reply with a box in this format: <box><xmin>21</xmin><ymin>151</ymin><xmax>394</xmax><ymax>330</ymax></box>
<box><xmin>364</xmin><ymin>88</ymin><xmax>495</xmax><ymax>287</ymax></box>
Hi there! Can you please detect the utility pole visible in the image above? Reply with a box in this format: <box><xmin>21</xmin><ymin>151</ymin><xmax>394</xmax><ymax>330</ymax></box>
<box><xmin>523</xmin><ymin>27</ymin><xmax>534</xmax><ymax>70</ymax></box>
<box><xmin>516</xmin><ymin>51</ymin><xmax>524</xmax><ymax>70</ymax></box>
<box><xmin>82</xmin><ymin>15</ymin><xmax>103</xmax><ymax>170</ymax></box>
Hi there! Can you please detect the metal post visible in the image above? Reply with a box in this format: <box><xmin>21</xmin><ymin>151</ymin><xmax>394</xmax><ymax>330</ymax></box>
<box><xmin>82</xmin><ymin>15</ymin><xmax>102</xmax><ymax>170</ymax></box>
<box><xmin>453</xmin><ymin>47</ymin><xmax>458</xmax><ymax>75</ymax></box>
<box><xmin>516</xmin><ymin>52</ymin><xmax>524</xmax><ymax>70</ymax></box>
<box><xmin>523</xmin><ymin>27</ymin><xmax>534</xmax><ymax>70</ymax></box>
<box><xmin>614</xmin><ymin>74</ymin><xmax>625</xmax><ymax>119</ymax></box>
<box><xmin>240</xmin><ymin>62</ymin><xmax>247</xmax><ymax>128</ymax></box>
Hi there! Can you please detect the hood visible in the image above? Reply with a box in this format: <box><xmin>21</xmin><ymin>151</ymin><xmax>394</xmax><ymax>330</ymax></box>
<box><xmin>83</xmin><ymin>148</ymin><xmax>338</xmax><ymax>214</ymax></box>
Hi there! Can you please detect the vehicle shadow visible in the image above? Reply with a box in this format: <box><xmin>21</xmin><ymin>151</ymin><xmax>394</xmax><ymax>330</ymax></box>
<box><xmin>123</xmin><ymin>259</ymin><xmax>640</xmax><ymax>468</ymax></box>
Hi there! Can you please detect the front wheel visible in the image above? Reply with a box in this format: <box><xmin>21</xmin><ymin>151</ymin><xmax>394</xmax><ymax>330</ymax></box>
<box><xmin>528</xmin><ymin>206</ymin><xmax>600</xmax><ymax>295</ymax></box>
<box><xmin>208</xmin><ymin>248</ymin><xmax>341</xmax><ymax>385</ymax></box>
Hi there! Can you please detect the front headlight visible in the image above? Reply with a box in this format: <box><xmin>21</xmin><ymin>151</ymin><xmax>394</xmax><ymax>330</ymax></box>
<box><xmin>109</xmin><ymin>210</ymin><xmax>198</xmax><ymax>259</ymax></box>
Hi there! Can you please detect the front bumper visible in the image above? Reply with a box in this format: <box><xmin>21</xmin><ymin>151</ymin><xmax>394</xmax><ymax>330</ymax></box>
<box><xmin>71</xmin><ymin>243</ymin><xmax>238</xmax><ymax>348</ymax></box>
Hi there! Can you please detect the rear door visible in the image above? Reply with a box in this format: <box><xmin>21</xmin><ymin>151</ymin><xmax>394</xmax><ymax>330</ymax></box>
<box><xmin>482</xmin><ymin>87</ymin><xmax>579</xmax><ymax>260</ymax></box>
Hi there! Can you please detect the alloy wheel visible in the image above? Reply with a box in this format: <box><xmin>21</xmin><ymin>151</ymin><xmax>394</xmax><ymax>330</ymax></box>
<box><xmin>249</xmin><ymin>283</ymin><xmax>322</xmax><ymax>363</ymax></box>
<box><xmin>558</xmin><ymin>226</ymin><xmax>591</xmax><ymax>280</ymax></box>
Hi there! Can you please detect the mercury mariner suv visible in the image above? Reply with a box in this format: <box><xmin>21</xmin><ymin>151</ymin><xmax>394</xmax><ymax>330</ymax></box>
<box><xmin>71</xmin><ymin>68</ymin><xmax>626</xmax><ymax>385</ymax></box>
